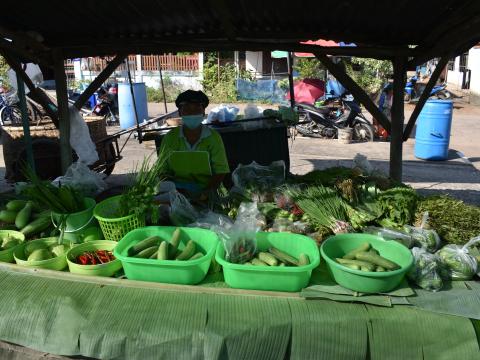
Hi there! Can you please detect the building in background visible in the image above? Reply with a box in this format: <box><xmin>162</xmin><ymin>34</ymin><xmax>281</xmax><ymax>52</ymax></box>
<box><xmin>447</xmin><ymin>44</ymin><xmax>480</xmax><ymax>104</ymax></box>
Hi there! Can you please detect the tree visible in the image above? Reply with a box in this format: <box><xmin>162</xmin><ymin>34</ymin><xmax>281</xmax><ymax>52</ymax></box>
<box><xmin>293</xmin><ymin>58</ymin><xmax>325</xmax><ymax>80</ymax></box>
<box><xmin>0</xmin><ymin>56</ymin><xmax>10</xmax><ymax>89</ymax></box>
<box><xmin>345</xmin><ymin>58</ymin><xmax>392</xmax><ymax>98</ymax></box>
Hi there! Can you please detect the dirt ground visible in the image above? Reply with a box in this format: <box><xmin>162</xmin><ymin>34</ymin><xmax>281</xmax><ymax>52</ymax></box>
<box><xmin>0</xmin><ymin>96</ymin><xmax>479</xmax><ymax>205</ymax></box>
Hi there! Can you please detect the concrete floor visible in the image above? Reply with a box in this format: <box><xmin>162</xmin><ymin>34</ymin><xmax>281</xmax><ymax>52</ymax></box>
<box><xmin>1</xmin><ymin>98</ymin><xmax>479</xmax><ymax>205</ymax></box>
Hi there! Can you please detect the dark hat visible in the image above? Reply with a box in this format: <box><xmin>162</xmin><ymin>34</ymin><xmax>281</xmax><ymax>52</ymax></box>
<box><xmin>175</xmin><ymin>90</ymin><xmax>209</xmax><ymax>108</ymax></box>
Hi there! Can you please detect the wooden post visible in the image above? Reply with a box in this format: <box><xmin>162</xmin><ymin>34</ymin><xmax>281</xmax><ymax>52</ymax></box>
<box><xmin>390</xmin><ymin>57</ymin><xmax>407</xmax><ymax>181</ymax></box>
<box><xmin>287</xmin><ymin>51</ymin><xmax>295</xmax><ymax>108</ymax></box>
<box><xmin>53</xmin><ymin>49</ymin><xmax>72</xmax><ymax>173</ymax></box>
<box><xmin>403</xmin><ymin>55</ymin><xmax>450</xmax><ymax>141</ymax></box>
<box><xmin>314</xmin><ymin>53</ymin><xmax>391</xmax><ymax>133</ymax></box>
<box><xmin>16</xmin><ymin>76</ymin><xmax>35</xmax><ymax>172</ymax></box>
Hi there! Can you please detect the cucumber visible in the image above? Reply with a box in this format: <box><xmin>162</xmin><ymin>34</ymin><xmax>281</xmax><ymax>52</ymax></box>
<box><xmin>298</xmin><ymin>253</ymin><xmax>310</xmax><ymax>266</ymax></box>
<box><xmin>176</xmin><ymin>240</ymin><xmax>196</xmax><ymax>260</ymax></box>
<box><xmin>0</xmin><ymin>210</ymin><xmax>18</xmax><ymax>224</ymax></box>
<box><xmin>369</xmin><ymin>249</ymin><xmax>380</xmax><ymax>256</ymax></box>
<box><xmin>355</xmin><ymin>252</ymin><xmax>400</xmax><ymax>271</ymax></box>
<box><xmin>188</xmin><ymin>252</ymin><xmax>204</xmax><ymax>261</ymax></box>
<box><xmin>21</xmin><ymin>216</ymin><xmax>52</xmax><ymax>236</ymax></box>
<box><xmin>128</xmin><ymin>236</ymin><xmax>161</xmax><ymax>256</ymax></box>
<box><xmin>168</xmin><ymin>228</ymin><xmax>181</xmax><ymax>259</ymax></box>
<box><xmin>32</xmin><ymin>210</ymin><xmax>52</xmax><ymax>219</ymax></box>
<box><xmin>336</xmin><ymin>258</ymin><xmax>375</xmax><ymax>272</ymax></box>
<box><xmin>376</xmin><ymin>266</ymin><xmax>386</xmax><ymax>272</ymax></box>
<box><xmin>258</xmin><ymin>252</ymin><xmax>278</xmax><ymax>266</ymax></box>
<box><xmin>268</xmin><ymin>247</ymin><xmax>299</xmax><ymax>266</ymax></box>
<box><xmin>157</xmin><ymin>241</ymin><xmax>168</xmax><ymax>260</ymax></box>
<box><xmin>133</xmin><ymin>246</ymin><xmax>158</xmax><ymax>258</ymax></box>
<box><xmin>149</xmin><ymin>251</ymin><xmax>158</xmax><ymax>259</ymax></box>
<box><xmin>27</xmin><ymin>249</ymin><xmax>52</xmax><ymax>262</ymax></box>
<box><xmin>278</xmin><ymin>262</ymin><xmax>286</xmax><ymax>267</ymax></box>
<box><xmin>50</xmin><ymin>244</ymin><xmax>66</xmax><ymax>257</ymax></box>
<box><xmin>360</xmin><ymin>266</ymin><xmax>372</xmax><ymax>272</ymax></box>
<box><xmin>5</xmin><ymin>200</ymin><xmax>27</xmax><ymax>211</ymax></box>
<box><xmin>15</xmin><ymin>201</ymin><xmax>33</xmax><ymax>229</ymax></box>
<box><xmin>343</xmin><ymin>242</ymin><xmax>371</xmax><ymax>260</ymax></box>
<box><xmin>251</xmin><ymin>258</ymin><xmax>268</xmax><ymax>266</ymax></box>
<box><xmin>345</xmin><ymin>263</ymin><xmax>361</xmax><ymax>270</ymax></box>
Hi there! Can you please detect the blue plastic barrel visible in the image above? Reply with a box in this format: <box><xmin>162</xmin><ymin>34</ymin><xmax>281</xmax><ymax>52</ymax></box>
<box><xmin>118</xmin><ymin>83</ymin><xmax>148</xmax><ymax>129</ymax></box>
<box><xmin>414</xmin><ymin>100</ymin><xmax>453</xmax><ymax>161</ymax></box>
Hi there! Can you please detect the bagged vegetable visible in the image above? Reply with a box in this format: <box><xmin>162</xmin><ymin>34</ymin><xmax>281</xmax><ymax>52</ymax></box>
<box><xmin>363</xmin><ymin>226</ymin><xmax>416</xmax><ymax>248</ymax></box>
<box><xmin>407</xmin><ymin>247</ymin><xmax>443</xmax><ymax>292</ymax></box>
<box><xmin>169</xmin><ymin>191</ymin><xmax>199</xmax><ymax>226</ymax></box>
<box><xmin>437</xmin><ymin>236</ymin><xmax>480</xmax><ymax>280</ymax></box>
<box><xmin>53</xmin><ymin>161</ymin><xmax>107</xmax><ymax>197</ymax></box>
<box><xmin>214</xmin><ymin>201</ymin><xmax>261</xmax><ymax>264</ymax></box>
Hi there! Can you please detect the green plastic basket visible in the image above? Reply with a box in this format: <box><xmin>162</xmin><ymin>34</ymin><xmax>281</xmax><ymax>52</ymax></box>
<box><xmin>14</xmin><ymin>237</ymin><xmax>71</xmax><ymax>271</ymax></box>
<box><xmin>93</xmin><ymin>195</ymin><xmax>145</xmax><ymax>242</ymax></box>
<box><xmin>66</xmin><ymin>240</ymin><xmax>122</xmax><ymax>277</ymax></box>
<box><xmin>320</xmin><ymin>233</ymin><xmax>413</xmax><ymax>293</ymax></box>
<box><xmin>215</xmin><ymin>232</ymin><xmax>320</xmax><ymax>292</ymax></box>
<box><xmin>114</xmin><ymin>226</ymin><xmax>218</xmax><ymax>285</ymax></box>
<box><xmin>0</xmin><ymin>230</ymin><xmax>26</xmax><ymax>263</ymax></box>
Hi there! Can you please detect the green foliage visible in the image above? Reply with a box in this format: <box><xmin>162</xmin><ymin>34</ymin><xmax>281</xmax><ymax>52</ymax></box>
<box><xmin>293</xmin><ymin>58</ymin><xmax>325</xmax><ymax>80</ymax></box>
<box><xmin>345</xmin><ymin>58</ymin><xmax>392</xmax><ymax>97</ymax></box>
<box><xmin>0</xmin><ymin>56</ymin><xmax>10</xmax><ymax>89</ymax></box>
<box><xmin>146</xmin><ymin>76</ymin><xmax>183</xmax><ymax>103</ymax></box>
<box><xmin>202</xmin><ymin>53</ymin><xmax>254</xmax><ymax>103</ymax></box>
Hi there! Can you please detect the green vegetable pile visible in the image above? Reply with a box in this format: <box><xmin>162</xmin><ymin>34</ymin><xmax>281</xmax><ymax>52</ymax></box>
<box><xmin>415</xmin><ymin>196</ymin><xmax>480</xmax><ymax>245</ymax></box>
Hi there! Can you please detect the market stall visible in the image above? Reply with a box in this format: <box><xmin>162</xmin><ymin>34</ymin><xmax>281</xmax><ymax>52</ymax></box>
<box><xmin>1</xmin><ymin>0</ymin><xmax>480</xmax><ymax>358</ymax></box>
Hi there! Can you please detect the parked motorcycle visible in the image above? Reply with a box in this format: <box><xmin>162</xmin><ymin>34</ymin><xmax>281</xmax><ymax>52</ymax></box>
<box><xmin>92</xmin><ymin>86</ymin><xmax>119</xmax><ymax>125</ymax></box>
<box><xmin>404</xmin><ymin>76</ymin><xmax>450</xmax><ymax>103</ymax></box>
<box><xmin>295</xmin><ymin>94</ymin><xmax>374</xmax><ymax>142</ymax></box>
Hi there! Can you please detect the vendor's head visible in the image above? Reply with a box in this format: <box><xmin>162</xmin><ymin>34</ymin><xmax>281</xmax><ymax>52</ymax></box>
<box><xmin>175</xmin><ymin>90</ymin><xmax>209</xmax><ymax>130</ymax></box>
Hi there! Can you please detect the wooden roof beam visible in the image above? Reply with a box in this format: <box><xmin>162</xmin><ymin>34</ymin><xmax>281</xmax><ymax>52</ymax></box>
<box><xmin>74</xmin><ymin>54</ymin><xmax>126</xmax><ymax>110</ymax></box>
<box><xmin>314</xmin><ymin>52</ymin><xmax>391</xmax><ymax>133</ymax></box>
<box><xmin>208</xmin><ymin>0</ymin><xmax>236</xmax><ymax>40</ymax></box>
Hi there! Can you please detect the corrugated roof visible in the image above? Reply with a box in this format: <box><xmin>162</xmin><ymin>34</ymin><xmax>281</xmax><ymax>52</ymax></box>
<box><xmin>1</xmin><ymin>0</ymin><xmax>480</xmax><ymax>60</ymax></box>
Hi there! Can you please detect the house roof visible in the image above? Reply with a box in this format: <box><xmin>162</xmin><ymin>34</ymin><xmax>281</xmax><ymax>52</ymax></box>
<box><xmin>1</xmin><ymin>0</ymin><xmax>480</xmax><ymax>62</ymax></box>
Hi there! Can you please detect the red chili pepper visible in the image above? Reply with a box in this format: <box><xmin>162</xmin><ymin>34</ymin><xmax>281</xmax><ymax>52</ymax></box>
<box><xmin>77</xmin><ymin>255</ymin><xmax>89</xmax><ymax>265</ymax></box>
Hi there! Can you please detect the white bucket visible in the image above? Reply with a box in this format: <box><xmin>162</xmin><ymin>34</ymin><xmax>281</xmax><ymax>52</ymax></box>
<box><xmin>338</xmin><ymin>128</ymin><xmax>353</xmax><ymax>144</ymax></box>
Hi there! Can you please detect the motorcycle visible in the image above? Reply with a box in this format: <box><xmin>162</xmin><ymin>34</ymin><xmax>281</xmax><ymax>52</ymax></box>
<box><xmin>295</xmin><ymin>94</ymin><xmax>374</xmax><ymax>142</ymax></box>
<box><xmin>92</xmin><ymin>86</ymin><xmax>119</xmax><ymax>125</ymax></box>
<box><xmin>404</xmin><ymin>76</ymin><xmax>450</xmax><ymax>103</ymax></box>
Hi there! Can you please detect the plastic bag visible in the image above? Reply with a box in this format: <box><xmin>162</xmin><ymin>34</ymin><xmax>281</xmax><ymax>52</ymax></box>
<box><xmin>408</xmin><ymin>247</ymin><xmax>443</xmax><ymax>292</ymax></box>
<box><xmin>232</xmin><ymin>161</ymin><xmax>285</xmax><ymax>193</ymax></box>
<box><xmin>207</xmin><ymin>104</ymin><xmax>239</xmax><ymax>123</ymax></box>
<box><xmin>188</xmin><ymin>210</ymin><xmax>232</xmax><ymax>230</ymax></box>
<box><xmin>244</xmin><ymin>103</ymin><xmax>263</xmax><ymax>119</ymax></box>
<box><xmin>437</xmin><ymin>236</ymin><xmax>480</xmax><ymax>280</ymax></box>
<box><xmin>53</xmin><ymin>161</ymin><xmax>107</xmax><ymax>197</ymax></box>
<box><xmin>69</xmin><ymin>106</ymin><xmax>99</xmax><ymax>165</ymax></box>
<box><xmin>169</xmin><ymin>191</ymin><xmax>199</xmax><ymax>226</ymax></box>
<box><xmin>363</xmin><ymin>226</ymin><xmax>416</xmax><ymax>248</ymax></box>
<box><xmin>214</xmin><ymin>201</ymin><xmax>260</xmax><ymax>264</ymax></box>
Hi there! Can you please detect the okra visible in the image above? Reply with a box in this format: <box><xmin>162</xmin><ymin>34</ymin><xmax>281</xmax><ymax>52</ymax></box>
<box><xmin>343</xmin><ymin>242</ymin><xmax>371</xmax><ymax>260</ymax></box>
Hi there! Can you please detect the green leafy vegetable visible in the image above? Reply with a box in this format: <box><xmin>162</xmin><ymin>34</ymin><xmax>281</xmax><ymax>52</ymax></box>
<box><xmin>377</xmin><ymin>186</ymin><xmax>418</xmax><ymax>226</ymax></box>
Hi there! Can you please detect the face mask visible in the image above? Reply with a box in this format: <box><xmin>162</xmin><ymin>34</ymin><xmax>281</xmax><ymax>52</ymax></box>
<box><xmin>182</xmin><ymin>114</ymin><xmax>204</xmax><ymax>129</ymax></box>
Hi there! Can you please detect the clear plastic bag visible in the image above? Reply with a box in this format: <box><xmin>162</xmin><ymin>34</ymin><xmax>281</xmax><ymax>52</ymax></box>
<box><xmin>214</xmin><ymin>201</ymin><xmax>260</xmax><ymax>264</ymax></box>
<box><xmin>363</xmin><ymin>226</ymin><xmax>416</xmax><ymax>248</ymax></box>
<box><xmin>169</xmin><ymin>191</ymin><xmax>199</xmax><ymax>226</ymax></box>
<box><xmin>207</xmin><ymin>104</ymin><xmax>239</xmax><ymax>123</ymax></box>
<box><xmin>188</xmin><ymin>210</ymin><xmax>233</xmax><ymax>230</ymax></box>
<box><xmin>437</xmin><ymin>236</ymin><xmax>480</xmax><ymax>281</ymax></box>
<box><xmin>53</xmin><ymin>161</ymin><xmax>107</xmax><ymax>197</ymax></box>
<box><xmin>408</xmin><ymin>247</ymin><xmax>443</xmax><ymax>292</ymax></box>
<box><xmin>232</xmin><ymin>161</ymin><xmax>285</xmax><ymax>193</ymax></box>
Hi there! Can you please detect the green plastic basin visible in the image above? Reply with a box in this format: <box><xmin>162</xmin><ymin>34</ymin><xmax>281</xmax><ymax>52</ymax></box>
<box><xmin>0</xmin><ymin>230</ymin><xmax>26</xmax><ymax>263</ymax></box>
<box><xmin>14</xmin><ymin>237</ymin><xmax>70</xmax><ymax>271</ymax></box>
<box><xmin>321</xmin><ymin>233</ymin><xmax>413</xmax><ymax>293</ymax></box>
<box><xmin>66</xmin><ymin>240</ymin><xmax>122</xmax><ymax>277</ymax></box>
<box><xmin>215</xmin><ymin>232</ymin><xmax>320</xmax><ymax>292</ymax></box>
<box><xmin>114</xmin><ymin>226</ymin><xmax>218</xmax><ymax>285</ymax></box>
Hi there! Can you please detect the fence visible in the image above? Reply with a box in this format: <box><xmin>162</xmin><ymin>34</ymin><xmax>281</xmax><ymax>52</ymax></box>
<box><xmin>75</xmin><ymin>54</ymin><xmax>198</xmax><ymax>73</ymax></box>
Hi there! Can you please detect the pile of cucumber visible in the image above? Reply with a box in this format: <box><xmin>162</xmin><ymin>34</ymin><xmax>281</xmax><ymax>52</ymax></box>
<box><xmin>24</xmin><ymin>241</ymin><xmax>67</xmax><ymax>262</ymax></box>
<box><xmin>245</xmin><ymin>247</ymin><xmax>310</xmax><ymax>267</ymax></box>
<box><xmin>0</xmin><ymin>234</ymin><xmax>22</xmax><ymax>251</ymax></box>
<box><xmin>336</xmin><ymin>242</ymin><xmax>400</xmax><ymax>272</ymax></box>
<box><xmin>127</xmin><ymin>228</ymin><xmax>204</xmax><ymax>261</ymax></box>
<box><xmin>0</xmin><ymin>200</ymin><xmax>52</xmax><ymax>238</ymax></box>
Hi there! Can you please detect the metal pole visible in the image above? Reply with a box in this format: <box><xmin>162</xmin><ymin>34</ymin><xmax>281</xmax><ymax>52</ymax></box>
<box><xmin>287</xmin><ymin>51</ymin><xmax>295</xmax><ymax>108</ymax></box>
<box><xmin>125</xmin><ymin>58</ymin><xmax>142</xmax><ymax>143</ymax></box>
<box><xmin>157</xmin><ymin>55</ymin><xmax>168</xmax><ymax>114</ymax></box>
<box><xmin>16</xmin><ymin>74</ymin><xmax>35</xmax><ymax>172</ymax></box>
<box><xmin>390</xmin><ymin>57</ymin><xmax>407</xmax><ymax>182</ymax></box>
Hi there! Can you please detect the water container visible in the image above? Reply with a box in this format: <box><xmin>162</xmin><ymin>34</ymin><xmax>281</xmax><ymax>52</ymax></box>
<box><xmin>414</xmin><ymin>100</ymin><xmax>453</xmax><ymax>161</ymax></box>
<box><xmin>118</xmin><ymin>83</ymin><xmax>148</xmax><ymax>129</ymax></box>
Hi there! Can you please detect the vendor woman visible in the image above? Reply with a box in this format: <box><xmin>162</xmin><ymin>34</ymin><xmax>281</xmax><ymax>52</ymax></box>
<box><xmin>158</xmin><ymin>90</ymin><xmax>230</xmax><ymax>197</ymax></box>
